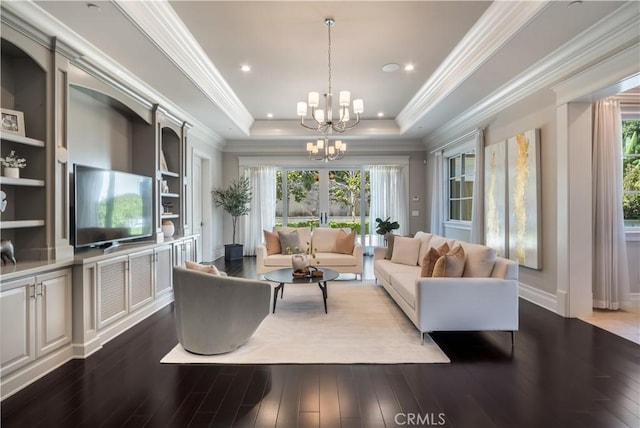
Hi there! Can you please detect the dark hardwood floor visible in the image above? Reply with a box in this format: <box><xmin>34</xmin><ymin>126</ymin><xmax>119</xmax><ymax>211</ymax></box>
<box><xmin>2</xmin><ymin>256</ymin><xmax>639</xmax><ymax>428</ymax></box>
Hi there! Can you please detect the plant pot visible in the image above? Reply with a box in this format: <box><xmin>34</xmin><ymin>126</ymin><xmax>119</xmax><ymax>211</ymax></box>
<box><xmin>224</xmin><ymin>243</ymin><xmax>244</xmax><ymax>261</ymax></box>
<box><xmin>3</xmin><ymin>167</ymin><xmax>19</xmax><ymax>179</ymax></box>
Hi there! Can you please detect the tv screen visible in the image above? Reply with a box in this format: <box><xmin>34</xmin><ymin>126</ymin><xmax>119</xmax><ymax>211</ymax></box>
<box><xmin>74</xmin><ymin>164</ymin><xmax>153</xmax><ymax>248</ymax></box>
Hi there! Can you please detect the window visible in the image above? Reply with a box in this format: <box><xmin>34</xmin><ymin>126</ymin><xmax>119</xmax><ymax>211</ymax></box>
<box><xmin>447</xmin><ymin>150</ymin><xmax>475</xmax><ymax>222</ymax></box>
<box><xmin>623</xmin><ymin>119</ymin><xmax>640</xmax><ymax>228</ymax></box>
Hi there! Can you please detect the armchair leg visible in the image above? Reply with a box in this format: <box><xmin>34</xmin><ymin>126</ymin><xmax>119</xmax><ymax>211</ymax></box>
<box><xmin>510</xmin><ymin>331</ymin><xmax>515</xmax><ymax>348</ymax></box>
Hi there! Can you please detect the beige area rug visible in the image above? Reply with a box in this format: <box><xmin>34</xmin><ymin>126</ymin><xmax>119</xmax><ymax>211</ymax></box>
<box><xmin>161</xmin><ymin>281</ymin><xmax>450</xmax><ymax>364</ymax></box>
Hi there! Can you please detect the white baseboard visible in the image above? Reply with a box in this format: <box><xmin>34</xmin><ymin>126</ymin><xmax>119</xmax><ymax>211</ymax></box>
<box><xmin>518</xmin><ymin>282</ymin><xmax>557</xmax><ymax>314</ymax></box>
<box><xmin>1</xmin><ymin>345</ymin><xmax>74</xmax><ymax>401</ymax></box>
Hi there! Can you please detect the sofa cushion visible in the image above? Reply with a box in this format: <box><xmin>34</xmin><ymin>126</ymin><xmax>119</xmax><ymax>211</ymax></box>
<box><xmin>263</xmin><ymin>230</ymin><xmax>281</xmax><ymax>255</ymax></box>
<box><xmin>391</xmin><ymin>236</ymin><xmax>421</xmax><ymax>266</ymax></box>
<box><xmin>186</xmin><ymin>260</ymin><xmax>221</xmax><ymax>275</ymax></box>
<box><xmin>432</xmin><ymin>245</ymin><xmax>465</xmax><ymax>277</ymax></box>
<box><xmin>414</xmin><ymin>232</ymin><xmax>434</xmax><ymax>266</ymax></box>
<box><xmin>428</xmin><ymin>235</ymin><xmax>457</xmax><ymax>251</ymax></box>
<box><xmin>314</xmin><ymin>253</ymin><xmax>357</xmax><ymax>266</ymax></box>
<box><xmin>334</xmin><ymin>230</ymin><xmax>356</xmax><ymax>254</ymax></box>
<box><xmin>264</xmin><ymin>254</ymin><xmax>295</xmax><ymax>267</ymax></box>
<box><xmin>274</xmin><ymin>226</ymin><xmax>312</xmax><ymax>252</ymax></box>
<box><xmin>278</xmin><ymin>230</ymin><xmax>304</xmax><ymax>254</ymax></box>
<box><xmin>390</xmin><ymin>272</ymin><xmax>419</xmax><ymax>309</ymax></box>
<box><xmin>312</xmin><ymin>227</ymin><xmax>343</xmax><ymax>252</ymax></box>
<box><xmin>459</xmin><ymin>241</ymin><xmax>497</xmax><ymax>278</ymax></box>
<box><xmin>375</xmin><ymin>259</ymin><xmax>419</xmax><ymax>283</ymax></box>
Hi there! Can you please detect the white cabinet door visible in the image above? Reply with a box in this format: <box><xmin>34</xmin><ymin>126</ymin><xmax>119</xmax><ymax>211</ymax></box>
<box><xmin>155</xmin><ymin>245</ymin><xmax>173</xmax><ymax>296</ymax></box>
<box><xmin>36</xmin><ymin>269</ymin><xmax>72</xmax><ymax>357</ymax></box>
<box><xmin>0</xmin><ymin>277</ymin><xmax>36</xmax><ymax>376</ymax></box>
<box><xmin>184</xmin><ymin>237</ymin><xmax>195</xmax><ymax>263</ymax></box>
<box><xmin>96</xmin><ymin>255</ymin><xmax>129</xmax><ymax>329</ymax></box>
<box><xmin>129</xmin><ymin>249</ymin><xmax>154</xmax><ymax>311</ymax></box>
<box><xmin>173</xmin><ymin>241</ymin><xmax>184</xmax><ymax>266</ymax></box>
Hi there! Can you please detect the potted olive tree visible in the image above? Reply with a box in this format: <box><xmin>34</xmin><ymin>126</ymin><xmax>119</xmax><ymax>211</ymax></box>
<box><xmin>212</xmin><ymin>177</ymin><xmax>252</xmax><ymax>261</ymax></box>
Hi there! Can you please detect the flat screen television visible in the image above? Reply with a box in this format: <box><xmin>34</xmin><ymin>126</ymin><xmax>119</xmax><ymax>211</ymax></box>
<box><xmin>74</xmin><ymin>164</ymin><xmax>153</xmax><ymax>248</ymax></box>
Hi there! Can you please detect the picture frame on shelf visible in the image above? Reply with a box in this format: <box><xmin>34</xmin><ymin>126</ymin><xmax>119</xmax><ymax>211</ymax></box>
<box><xmin>1</xmin><ymin>108</ymin><xmax>25</xmax><ymax>137</ymax></box>
<box><xmin>160</xmin><ymin>150</ymin><xmax>169</xmax><ymax>171</ymax></box>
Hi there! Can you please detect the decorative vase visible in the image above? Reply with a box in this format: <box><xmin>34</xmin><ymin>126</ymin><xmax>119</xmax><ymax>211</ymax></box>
<box><xmin>162</xmin><ymin>222</ymin><xmax>175</xmax><ymax>238</ymax></box>
<box><xmin>291</xmin><ymin>254</ymin><xmax>309</xmax><ymax>272</ymax></box>
<box><xmin>4</xmin><ymin>167</ymin><xmax>19</xmax><ymax>179</ymax></box>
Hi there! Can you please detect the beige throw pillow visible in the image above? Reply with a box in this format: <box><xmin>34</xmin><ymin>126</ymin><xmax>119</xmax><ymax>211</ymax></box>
<box><xmin>432</xmin><ymin>245</ymin><xmax>465</xmax><ymax>277</ymax></box>
<box><xmin>390</xmin><ymin>236</ymin><xmax>422</xmax><ymax>266</ymax></box>
<box><xmin>334</xmin><ymin>230</ymin><xmax>356</xmax><ymax>254</ymax></box>
<box><xmin>185</xmin><ymin>260</ymin><xmax>221</xmax><ymax>275</ymax></box>
<box><xmin>420</xmin><ymin>242</ymin><xmax>450</xmax><ymax>277</ymax></box>
<box><xmin>263</xmin><ymin>229</ymin><xmax>281</xmax><ymax>255</ymax></box>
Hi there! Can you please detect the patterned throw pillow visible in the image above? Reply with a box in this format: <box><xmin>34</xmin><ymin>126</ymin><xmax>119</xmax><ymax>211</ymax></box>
<box><xmin>279</xmin><ymin>230</ymin><xmax>304</xmax><ymax>254</ymax></box>
<box><xmin>263</xmin><ymin>229</ymin><xmax>281</xmax><ymax>255</ymax></box>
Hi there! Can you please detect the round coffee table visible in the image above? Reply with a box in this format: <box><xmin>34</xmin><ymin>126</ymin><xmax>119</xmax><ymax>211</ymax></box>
<box><xmin>264</xmin><ymin>267</ymin><xmax>339</xmax><ymax>314</ymax></box>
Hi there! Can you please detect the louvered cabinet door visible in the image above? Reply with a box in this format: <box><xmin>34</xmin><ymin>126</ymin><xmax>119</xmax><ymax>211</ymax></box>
<box><xmin>155</xmin><ymin>245</ymin><xmax>173</xmax><ymax>296</ymax></box>
<box><xmin>129</xmin><ymin>249</ymin><xmax>154</xmax><ymax>311</ymax></box>
<box><xmin>96</xmin><ymin>256</ymin><xmax>128</xmax><ymax>329</ymax></box>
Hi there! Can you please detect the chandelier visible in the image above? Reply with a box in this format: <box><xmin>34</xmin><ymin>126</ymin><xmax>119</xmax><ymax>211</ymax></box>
<box><xmin>296</xmin><ymin>18</ymin><xmax>364</xmax><ymax>134</ymax></box>
<box><xmin>306</xmin><ymin>138</ymin><xmax>346</xmax><ymax>162</ymax></box>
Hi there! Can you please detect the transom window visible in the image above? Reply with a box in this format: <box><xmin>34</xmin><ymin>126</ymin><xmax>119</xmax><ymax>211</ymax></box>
<box><xmin>623</xmin><ymin>119</ymin><xmax>640</xmax><ymax>228</ymax></box>
<box><xmin>447</xmin><ymin>150</ymin><xmax>475</xmax><ymax>222</ymax></box>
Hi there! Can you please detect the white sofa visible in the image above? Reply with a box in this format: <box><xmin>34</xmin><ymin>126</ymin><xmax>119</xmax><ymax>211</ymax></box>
<box><xmin>374</xmin><ymin>232</ymin><xmax>519</xmax><ymax>344</ymax></box>
<box><xmin>257</xmin><ymin>227</ymin><xmax>363</xmax><ymax>278</ymax></box>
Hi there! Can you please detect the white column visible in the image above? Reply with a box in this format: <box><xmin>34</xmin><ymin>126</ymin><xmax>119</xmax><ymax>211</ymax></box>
<box><xmin>556</xmin><ymin>102</ymin><xmax>593</xmax><ymax>318</ymax></box>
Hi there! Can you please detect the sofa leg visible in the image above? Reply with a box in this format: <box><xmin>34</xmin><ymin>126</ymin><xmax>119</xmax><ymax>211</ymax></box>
<box><xmin>420</xmin><ymin>332</ymin><xmax>425</xmax><ymax>346</ymax></box>
<box><xmin>510</xmin><ymin>331</ymin><xmax>515</xmax><ymax>348</ymax></box>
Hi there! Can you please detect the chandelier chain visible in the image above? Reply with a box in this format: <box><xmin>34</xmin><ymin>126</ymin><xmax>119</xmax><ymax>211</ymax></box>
<box><xmin>327</xmin><ymin>19</ymin><xmax>332</xmax><ymax>96</ymax></box>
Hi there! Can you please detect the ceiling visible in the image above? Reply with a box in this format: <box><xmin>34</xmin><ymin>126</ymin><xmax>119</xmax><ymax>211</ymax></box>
<box><xmin>26</xmin><ymin>1</ymin><xmax>632</xmax><ymax>149</ymax></box>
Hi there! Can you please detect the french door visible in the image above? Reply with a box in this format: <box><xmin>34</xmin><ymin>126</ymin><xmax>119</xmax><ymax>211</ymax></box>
<box><xmin>276</xmin><ymin>168</ymin><xmax>370</xmax><ymax>247</ymax></box>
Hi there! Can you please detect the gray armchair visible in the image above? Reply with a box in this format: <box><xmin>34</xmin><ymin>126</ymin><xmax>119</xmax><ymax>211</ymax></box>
<box><xmin>172</xmin><ymin>266</ymin><xmax>272</xmax><ymax>355</ymax></box>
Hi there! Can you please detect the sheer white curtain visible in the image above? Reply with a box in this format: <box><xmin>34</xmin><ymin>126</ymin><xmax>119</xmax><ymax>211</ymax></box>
<box><xmin>369</xmin><ymin>165</ymin><xmax>408</xmax><ymax>239</ymax></box>
<box><xmin>242</xmin><ymin>166</ymin><xmax>276</xmax><ymax>256</ymax></box>
<box><xmin>430</xmin><ymin>151</ymin><xmax>444</xmax><ymax>236</ymax></box>
<box><xmin>470</xmin><ymin>130</ymin><xmax>485</xmax><ymax>244</ymax></box>
<box><xmin>592</xmin><ymin>98</ymin><xmax>630</xmax><ymax>309</ymax></box>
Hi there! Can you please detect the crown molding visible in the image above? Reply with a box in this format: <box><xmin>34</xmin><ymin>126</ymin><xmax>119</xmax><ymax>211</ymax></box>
<box><xmin>225</xmin><ymin>139</ymin><xmax>425</xmax><ymax>154</ymax></box>
<box><xmin>396</xmin><ymin>1</ymin><xmax>550</xmax><ymax>134</ymax></box>
<box><xmin>425</xmin><ymin>2</ymin><xmax>640</xmax><ymax>148</ymax></box>
<box><xmin>237</xmin><ymin>155</ymin><xmax>411</xmax><ymax>168</ymax></box>
<box><xmin>3</xmin><ymin>0</ymin><xmax>224</xmax><ymax>149</ymax></box>
<box><xmin>113</xmin><ymin>0</ymin><xmax>254</xmax><ymax>136</ymax></box>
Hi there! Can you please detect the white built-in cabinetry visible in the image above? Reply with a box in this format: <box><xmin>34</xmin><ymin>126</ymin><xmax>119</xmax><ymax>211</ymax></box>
<box><xmin>0</xmin><ymin>266</ymin><xmax>73</xmax><ymax>395</ymax></box>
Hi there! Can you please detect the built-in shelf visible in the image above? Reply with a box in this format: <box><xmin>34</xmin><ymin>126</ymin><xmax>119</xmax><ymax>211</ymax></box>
<box><xmin>0</xmin><ymin>133</ymin><xmax>45</xmax><ymax>147</ymax></box>
<box><xmin>0</xmin><ymin>177</ymin><xmax>45</xmax><ymax>187</ymax></box>
<box><xmin>160</xmin><ymin>170</ymin><xmax>179</xmax><ymax>178</ymax></box>
<box><xmin>0</xmin><ymin>220</ymin><xmax>45</xmax><ymax>229</ymax></box>
<box><xmin>161</xmin><ymin>214</ymin><xmax>179</xmax><ymax>219</ymax></box>
<box><xmin>161</xmin><ymin>192</ymin><xmax>179</xmax><ymax>198</ymax></box>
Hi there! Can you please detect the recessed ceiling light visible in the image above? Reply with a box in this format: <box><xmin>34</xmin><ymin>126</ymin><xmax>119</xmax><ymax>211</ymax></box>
<box><xmin>568</xmin><ymin>0</ymin><xmax>583</xmax><ymax>7</ymax></box>
<box><xmin>266</xmin><ymin>113</ymin><xmax>273</xmax><ymax>119</ymax></box>
<box><xmin>404</xmin><ymin>64</ymin><xmax>415</xmax><ymax>72</ymax></box>
<box><xmin>87</xmin><ymin>3</ymin><xmax>101</xmax><ymax>11</ymax></box>
<box><xmin>240</xmin><ymin>65</ymin><xmax>251</xmax><ymax>72</ymax></box>
<box><xmin>382</xmin><ymin>63</ymin><xmax>400</xmax><ymax>73</ymax></box>
<box><xmin>377</xmin><ymin>112</ymin><xmax>384</xmax><ymax>118</ymax></box>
